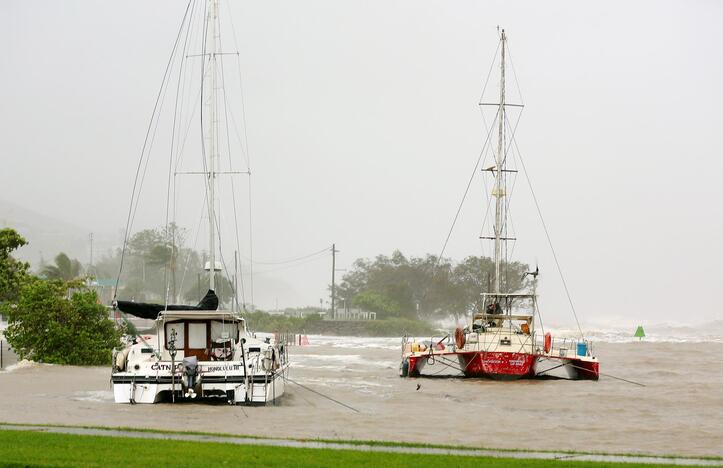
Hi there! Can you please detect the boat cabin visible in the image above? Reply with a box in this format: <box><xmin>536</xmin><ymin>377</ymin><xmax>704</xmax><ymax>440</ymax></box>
<box><xmin>473</xmin><ymin>293</ymin><xmax>536</xmax><ymax>334</ymax></box>
<box><xmin>157</xmin><ymin>311</ymin><xmax>244</xmax><ymax>361</ymax></box>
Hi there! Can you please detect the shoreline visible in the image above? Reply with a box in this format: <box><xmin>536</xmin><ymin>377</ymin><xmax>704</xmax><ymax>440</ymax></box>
<box><xmin>1</xmin><ymin>423</ymin><xmax>721</xmax><ymax>465</ymax></box>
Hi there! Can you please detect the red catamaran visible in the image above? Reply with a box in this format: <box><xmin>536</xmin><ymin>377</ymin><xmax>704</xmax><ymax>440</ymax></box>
<box><xmin>400</xmin><ymin>29</ymin><xmax>599</xmax><ymax>381</ymax></box>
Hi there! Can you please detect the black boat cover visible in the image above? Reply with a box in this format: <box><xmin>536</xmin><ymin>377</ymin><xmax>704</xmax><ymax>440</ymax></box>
<box><xmin>116</xmin><ymin>290</ymin><xmax>218</xmax><ymax>320</ymax></box>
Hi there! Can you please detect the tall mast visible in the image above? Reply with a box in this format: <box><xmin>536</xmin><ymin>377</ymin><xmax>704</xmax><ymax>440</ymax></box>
<box><xmin>205</xmin><ymin>0</ymin><xmax>219</xmax><ymax>291</ymax></box>
<box><xmin>493</xmin><ymin>29</ymin><xmax>507</xmax><ymax>294</ymax></box>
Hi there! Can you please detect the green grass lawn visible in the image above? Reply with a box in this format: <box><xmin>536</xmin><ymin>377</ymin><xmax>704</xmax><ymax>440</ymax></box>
<box><xmin>0</xmin><ymin>429</ymin><xmax>686</xmax><ymax>467</ymax></box>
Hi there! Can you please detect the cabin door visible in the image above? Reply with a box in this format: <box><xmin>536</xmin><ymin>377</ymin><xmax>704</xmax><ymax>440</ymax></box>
<box><xmin>185</xmin><ymin>321</ymin><xmax>210</xmax><ymax>360</ymax></box>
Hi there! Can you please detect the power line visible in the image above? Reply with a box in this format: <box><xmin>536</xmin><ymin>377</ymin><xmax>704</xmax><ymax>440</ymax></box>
<box><xmin>242</xmin><ymin>245</ymin><xmax>331</xmax><ymax>266</ymax></box>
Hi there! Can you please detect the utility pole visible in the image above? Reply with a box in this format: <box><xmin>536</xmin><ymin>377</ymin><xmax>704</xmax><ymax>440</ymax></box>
<box><xmin>331</xmin><ymin>244</ymin><xmax>338</xmax><ymax>319</ymax></box>
<box><xmin>89</xmin><ymin>233</ymin><xmax>94</xmax><ymax>275</ymax></box>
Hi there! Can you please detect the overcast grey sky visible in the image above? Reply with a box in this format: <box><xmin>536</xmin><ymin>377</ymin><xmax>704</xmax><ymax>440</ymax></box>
<box><xmin>1</xmin><ymin>0</ymin><xmax>722</xmax><ymax>327</ymax></box>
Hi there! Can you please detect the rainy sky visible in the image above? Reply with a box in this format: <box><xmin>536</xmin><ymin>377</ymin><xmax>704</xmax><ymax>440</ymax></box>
<box><xmin>1</xmin><ymin>0</ymin><xmax>722</xmax><ymax>327</ymax></box>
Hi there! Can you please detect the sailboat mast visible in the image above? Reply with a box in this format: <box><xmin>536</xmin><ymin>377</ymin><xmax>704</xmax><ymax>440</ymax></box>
<box><xmin>206</xmin><ymin>0</ymin><xmax>219</xmax><ymax>291</ymax></box>
<box><xmin>493</xmin><ymin>29</ymin><xmax>507</xmax><ymax>295</ymax></box>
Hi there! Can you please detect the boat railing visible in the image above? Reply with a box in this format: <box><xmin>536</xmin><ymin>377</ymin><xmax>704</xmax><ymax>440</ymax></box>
<box><xmin>401</xmin><ymin>334</ymin><xmax>453</xmax><ymax>355</ymax></box>
<box><xmin>533</xmin><ymin>334</ymin><xmax>592</xmax><ymax>358</ymax></box>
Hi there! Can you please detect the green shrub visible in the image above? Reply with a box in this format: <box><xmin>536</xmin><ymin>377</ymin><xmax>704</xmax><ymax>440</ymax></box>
<box><xmin>242</xmin><ymin>310</ymin><xmax>436</xmax><ymax>337</ymax></box>
<box><xmin>361</xmin><ymin>317</ymin><xmax>436</xmax><ymax>337</ymax></box>
<box><xmin>2</xmin><ymin>278</ymin><xmax>122</xmax><ymax>365</ymax></box>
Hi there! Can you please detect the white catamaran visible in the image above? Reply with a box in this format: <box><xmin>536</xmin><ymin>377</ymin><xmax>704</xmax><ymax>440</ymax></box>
<box><xmin>111</xmin><ymin>0</ymin><xmax>289</xmax><ymax>404</ymax></box>
<box><xmin>400</xmin><ymin>29</ymin><xmax>599</xmax><ymax>381</ymax></box>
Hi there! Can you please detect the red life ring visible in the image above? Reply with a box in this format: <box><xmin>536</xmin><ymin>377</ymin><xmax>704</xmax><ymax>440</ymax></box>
<box><xmin>544</xmin><ymin>332</ymin><xmax>552</xmax><ymax>354</ymax></box>
<box><xmin>454</xmin><ymin>327</ymin><xmax>466</xmax><ymax>349</ymax></box>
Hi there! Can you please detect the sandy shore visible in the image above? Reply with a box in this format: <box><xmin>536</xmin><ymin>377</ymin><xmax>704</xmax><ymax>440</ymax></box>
<box><xmin>1</xmin><ymin>338</ymin><xmax>721</xmax><ymax>457</ymax></box>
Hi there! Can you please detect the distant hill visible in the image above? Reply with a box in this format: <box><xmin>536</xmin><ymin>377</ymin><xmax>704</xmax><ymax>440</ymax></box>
<box><xmin>0</xmin><ymin>199</ymin><xmax>118</xmax><ymax>270</ymax></box>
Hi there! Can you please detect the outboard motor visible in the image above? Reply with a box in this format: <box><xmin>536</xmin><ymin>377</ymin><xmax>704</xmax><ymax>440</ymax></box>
<box><xmin>182</xmin><ymin>356</ymin><xmax>201</xmax><ymax>398</ymax></box>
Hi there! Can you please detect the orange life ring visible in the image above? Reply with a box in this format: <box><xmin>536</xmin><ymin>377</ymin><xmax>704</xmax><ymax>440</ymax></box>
<box><xmin>454</xmin><ymin>327</ymin><xmax>466</xmax><ymax>349</ymax></box>
<box><xmin>544</xmin><ymin>332</ymin><xmax>552</xmax><ymax>354</ymax></box>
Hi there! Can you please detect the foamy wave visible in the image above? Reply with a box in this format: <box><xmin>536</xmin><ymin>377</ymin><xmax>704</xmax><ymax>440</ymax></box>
<box><xmin>305</xmin><ymin>335</ymin><xmax>400</xmax><ymax>350</ymax></box>
<box><xmin>0</xmin><ymin>359</ymin><xmax>41</xmax><ymax>373</ymax></box>
<box><xmin>293</xmin><ymin>353</ymin><xmax>398</xmax><ymax>371</ymax></box>
<box><xmin>302</xmin><ymin>323</ymin><xmax>723</xmax><ymax>347</ymax></box>
<box><xmin>548</xmin><ymin>322</ymin><xmax>723</xmax><ymax>343</ymax></box>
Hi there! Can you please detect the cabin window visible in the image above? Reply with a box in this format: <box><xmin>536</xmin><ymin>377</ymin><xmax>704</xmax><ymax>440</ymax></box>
<box><xmin>211</xmin><ymin>321</ymin><xmax>238</xmax><ymax>343</ymax></box>
<box><xmin>188</xmin><ymin>322</ymin><xmax>207</xmax><ymax>349</ymax></box>
<box><xmin>165</xmin><ymin>323</ymin><xmax>185</xmax><ymax>349</ymax></box>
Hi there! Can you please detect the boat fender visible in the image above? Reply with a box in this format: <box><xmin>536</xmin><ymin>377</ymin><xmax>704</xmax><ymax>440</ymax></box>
<box><xmin>454</xmin><ymin>327</ymin><xmax>466</xmax><ymax>349</ymax></box>
<box><xmin>115</xmin><ymin>348</ymin><xmax>130</xmax><ymax>371</ymax></box>
<box><xmin>262</xmin><ymin>347</ymin><xmax>273</xmax><ymax>371</ymax></box>
<box><xmin>544</xmin><ymin>332</ymin><xmax>552</xmax><ymax>354</ymax></box>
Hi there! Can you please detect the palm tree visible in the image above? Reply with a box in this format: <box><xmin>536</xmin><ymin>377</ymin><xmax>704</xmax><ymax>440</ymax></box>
<box><xmin>42</xmin><ymin>253</ymin><xmax>82</xmax><ymax>281</ymax></box>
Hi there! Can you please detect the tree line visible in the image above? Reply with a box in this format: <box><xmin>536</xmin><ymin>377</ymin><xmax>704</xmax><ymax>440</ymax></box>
<box><xmin>90</xmin><ymin>223</ymin><xmax>231</xmax><ymax>304</ymax></box>
<box><xmin>336</xmin><ymin>250</ymin><xmax>529</xmax><ymax>321</ymax></box>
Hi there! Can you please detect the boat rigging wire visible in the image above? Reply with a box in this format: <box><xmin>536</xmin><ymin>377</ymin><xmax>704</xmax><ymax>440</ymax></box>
<box><xmin>435</xmin><ymin>106</ymin><xmax>500</xmax><ymax>266</ymax></box>
<box><xmin>511</xmin><ymin>129</ymin><xmax>585</xmax><ymax>339</ymax></box>
<box><xmin>478</xmin><ymin>101</ymin><xmax>524</xmax><ymax>267</ymax></box>
<box><xmin>504</xmin><ymin>39</ymin><xmax>525</xmax><ymax>107</ymax></box>
<box><xmin>177</xmin><ymin>191</ymin><xmax>207</xmax><ymax>301</ymax></box>
<box><xmin>433</xmin><ymin>32</ymin><xmax>510</xmax><ymax>271</ymax></box>
<box><xmin>477</xmin><ymin>40</ymin><xmax>501</xmax><ymax>107</ymax></box>
<box><xmin>223</xmin><ymin>0</ymin><xmax>255</xmax><ymax>306</ymax></box>
<box><xmin>421</xmin><ymin>70</ymin><xmax>505</xmax><ymax>304</ymax></box>
<box><xmin>218</xmin><ymin>25</ymin><xmax>248</xmax><ymax>309</ymax></box>
<box><xmin>113</xmin><ymin>0</ymin><xmax>194</xmax><ymax>301</ymax></box>
<box><xmin>165</xmin><ymin>0</ymin><xmax>199</xmax><ymax>309</ymax></box>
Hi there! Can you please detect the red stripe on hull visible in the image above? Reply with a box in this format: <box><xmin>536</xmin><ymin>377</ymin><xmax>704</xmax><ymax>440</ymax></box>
<box><xmin>460</xmin><ymin>351</ymin><xmax>536</xmax><ymax>378</ymax></box>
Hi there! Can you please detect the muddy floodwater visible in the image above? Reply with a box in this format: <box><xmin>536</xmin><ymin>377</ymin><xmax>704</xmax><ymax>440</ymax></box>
<box><xmin>1</xmin><ymin>337</ymin><xmax>722</xmax><ymax>457</ymax></box>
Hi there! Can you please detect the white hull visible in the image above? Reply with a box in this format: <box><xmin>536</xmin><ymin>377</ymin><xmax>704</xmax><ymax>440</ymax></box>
<box><xmin>534</xmin><ymin>356</ymin><xmax>578</xmax><ymax>379</ymax></box>
<box><xmin>112</xmin><ymin>312</ymin><xmax>290</xmax><ymax>406</ymax></box>
<box><xmin>113</xmin><ymin>363</ymin><xmax>289</xmax><ymax>404</ymax></box>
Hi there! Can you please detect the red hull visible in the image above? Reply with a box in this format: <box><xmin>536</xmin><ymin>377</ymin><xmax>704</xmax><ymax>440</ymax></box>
<box><xmin>405</xmin><ymin>352</ymin><xmax>598</xmax><ymax>380</ymax></box>
<box><xmin>459</xmin><ymin>351</ymin><xmax>536</xmax><ymax>378</ymax></box>
<box><xmin>407</xmin><ymin>351</ymin><xmax>536</xmax><ymax>379</ymax></box>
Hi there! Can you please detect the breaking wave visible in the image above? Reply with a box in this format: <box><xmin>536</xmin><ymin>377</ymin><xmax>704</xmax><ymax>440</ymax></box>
<box><xmin>302</xmin><ymin>321</ymin><xmax>722</xmax><ymax>348</ymax></box>
<box><xmin>549</xmin><ymin>320</ymin><xmax>723</xmax><ymax>343</ymax></box>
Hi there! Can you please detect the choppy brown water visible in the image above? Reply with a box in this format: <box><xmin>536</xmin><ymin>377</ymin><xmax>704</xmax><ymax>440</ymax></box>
<box><xmin>1</xmin><ymin>338</ymin><xmax>722</xmax><ymax>457</ymax></box>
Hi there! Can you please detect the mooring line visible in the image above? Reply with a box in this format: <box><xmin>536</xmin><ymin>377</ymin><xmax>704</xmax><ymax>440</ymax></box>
<box><xmin>568</xmin><ymin>364</ymin><xmax>646</xmax><ymax>387</ymax></box>
<box><xmin>598</xmin><ymin>371</ymin><xmax>646</xmax><ymax>387</ymax></box>
<box><xmin>284</xmin><ymin>376</ymin><xmax>360</xmax><ymax>413</ymax></box>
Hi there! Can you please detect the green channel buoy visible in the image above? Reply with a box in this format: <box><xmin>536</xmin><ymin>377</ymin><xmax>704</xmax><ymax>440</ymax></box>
<box><xmin>634</xmin><ymin>325</ymin><xmax>645</xmax><ymax>340</ymax></box>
